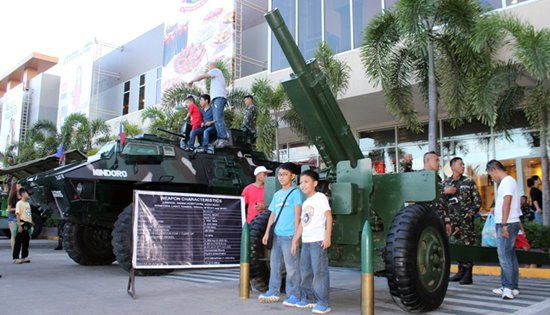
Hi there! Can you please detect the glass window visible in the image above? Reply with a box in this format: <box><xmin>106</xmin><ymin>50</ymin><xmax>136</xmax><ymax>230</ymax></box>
<box><xmin>506</xmin><ymin>0</ymin><xmax>528</xmax><ymax>8</ymax></box>
<box><xmin>352</xmin><ymin>0</ymin><xmax>382</xmax><ymax>48</ymax></box>
<box><xmin>494</xmin><ymin>129</ymin><xmax>536</xmax><ymax>160</ymax></box>
<box><xmin>359</xmin><ymin>128</ymin><xmax>396</xmax><ymax>150</ymax></box>
<box><xmin>240</xmin><ymin>0</ymin><xmax>269</xmax><ymax>78</ymax></box>
<box><xmin>271</xmin><ymin>0</ymin><xmax>296</xmax><ymax>71</ymax></box>
<box><xmin>442</xmin><ymin>119</ymin><xmax>490</xmax><ymax>140</ymax></box>
<box><xmin>480</xmin><ymin>0</ymin><xmax>503</xmax><ymax>10</ymax></box>
<box><xmin>123</xmin><ymin>81</ymin><xmax>130</xmax><ymax>115</ymax></box>
<box><xmin>397</xmin><ymin>124</ymin><xmax>429</xmax><ymax>145</ymax></box>
<box><xmin>324</xmin><ymin>0</ymin><xmax>351</xmax><ymax>53</ymax></box>
<box><xmin>384</xmin><ymin>0</ymin><xmax>398</xmax><ymax>10</ymax></box>
<box><xmin>298</xmin><ymin>0</ymin><xmax>322</xmax><ymax>60</ymax></box>
<box><xmin>139</xmin><ymin>74</ymin><xmax>145</xmax><ymax>110</ymax></box>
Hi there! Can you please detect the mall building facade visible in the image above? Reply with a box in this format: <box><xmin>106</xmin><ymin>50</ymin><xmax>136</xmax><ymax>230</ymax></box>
<box><xmin>0</xmin><ymin>0</ymin><xmax>547</xmax><ymax>212</ymax></box>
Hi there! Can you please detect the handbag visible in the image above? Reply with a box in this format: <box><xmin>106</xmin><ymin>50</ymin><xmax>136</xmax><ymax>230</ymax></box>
<box><xmin>481</xmin><ymin>213</ymin><xmax>497</xmax><ymax>247</ymax></box>
<box><xmin>266</xmin><ymin>187</ymin><xmax>297</xmax><ymax>250</ymax></box>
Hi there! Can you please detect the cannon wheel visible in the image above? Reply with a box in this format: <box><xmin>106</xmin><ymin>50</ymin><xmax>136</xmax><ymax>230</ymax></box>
<box><xmin>385</xmin><ymin>203</ymin><xmax>450</xmax><ymax>312</ymax></box>
<box><xmin>111</xmin><ymin>204</ymin><xmax>173</xmax><ymax>276</ymax></box>
<box><xmin>249</xmin><ymin>210</ymin><xmax>271</xmax><ymax>292</ymax></box>
<box><xmin>63</xmin><ymin>222</ymin><xmax>116</xmax><ymax>265</ymax></box>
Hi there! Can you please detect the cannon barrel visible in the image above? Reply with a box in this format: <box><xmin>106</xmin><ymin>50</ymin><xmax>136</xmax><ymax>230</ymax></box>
<box><xmin>265</xmin><ymin>9</ymin><xmax>363</xmax><ymax>170</ymax></box>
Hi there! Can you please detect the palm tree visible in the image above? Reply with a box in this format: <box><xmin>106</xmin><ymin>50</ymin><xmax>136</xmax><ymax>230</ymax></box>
<box><xmin>121</xmin><ymin>121</ymin><xmax>143</xmax><ymax>138</ymax></box>
<box><xmin>314</xmin><ymin>41</ymin><xmax>351</xmax><ymax>98</ymax></box>
<box><xmin>281</xmin><ymin>41</ymin><xmax>353</xmax><ymax>145</ymax></box>
<box><xmin>471</xmin><ymin>14</ymin><xmax>550</xmax><ymax>225</ymax></box>
<box><xmin>17</xmin><ymin>120</ymin><xmax>60</xmax><ymax>162</ymax></box>
<box><xmin>60</xmin><ymin>113</ymin><xmax>110</xmax><ymax>153</ymax></box>
<box><xmin>60</xmin><ymin>113</ymin><xmax>90</xmax><ymax>152</ymax></box>
<box><xmin>250</xmin><ymin>78</ymin><xmax>288</xmax><ymax>160</ymax></box>
<box><xmin>361</xmin><ymin>0</ymin><xmax>489</xmax><ymax>151</ymax></box>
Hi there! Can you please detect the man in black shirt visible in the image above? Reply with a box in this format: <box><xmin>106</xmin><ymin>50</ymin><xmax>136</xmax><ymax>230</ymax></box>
<box><xmin>527</xmin><ymin>175</ymin><xmax>543</xmax><ymax>224</ymax></box>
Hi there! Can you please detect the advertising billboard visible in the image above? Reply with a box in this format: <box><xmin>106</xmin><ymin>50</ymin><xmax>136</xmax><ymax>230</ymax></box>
<box><xmin>57</xmin><ymin>41</ymin><xmax>95</xmax><ymax>128</ymax></box>
<box><xmin>161</xmin><ymin>0</ymin><xmax>235</xmax><ymax>91</ymax></box>
<box><xmin>0</xmin><ymin>85</ymin><xmax>24</xmax><ymax>154</ymax></box>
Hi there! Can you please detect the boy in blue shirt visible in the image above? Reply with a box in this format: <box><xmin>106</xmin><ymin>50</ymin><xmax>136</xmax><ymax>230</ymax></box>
<box><xmin>259</xmin><ymin>162</ymin><xmax>302</xmax><ymax>306</ymax></box>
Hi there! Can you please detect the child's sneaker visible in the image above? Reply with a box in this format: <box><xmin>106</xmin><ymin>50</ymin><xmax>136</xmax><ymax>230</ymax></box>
<box><xmin>258</xmin><ymin>291</ymin><xmax>280</xmax><ymax>303</ymax></box>
<box><xmin>13</xmin><ymin>259</ymin><xmax>23</xmax><ymax>264</ymax></box>
<box><xmin>312</xmin><ymin>304</ymin><xmax>332</xmax><ymax>314</ymax></box>
<box><xmin>296</xmin><ymin>300</ymin><xmax>315</xmax><ymax>308</ymax></box>
<box><xmin>282</xmin><ymin>295</ymin><xmax>299</xmax><ymax>307</ymax></box>
<box><xmin>21</xmin><ymin>257</ymin><xmax>31</xmax><ymax>263</ymax></box>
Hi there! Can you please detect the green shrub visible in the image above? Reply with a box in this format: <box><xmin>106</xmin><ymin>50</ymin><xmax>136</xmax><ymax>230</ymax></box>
<box><xmin>44</xmin><ymin>217</ymin><xmax>60</xmax><ymax>227</ymax></box>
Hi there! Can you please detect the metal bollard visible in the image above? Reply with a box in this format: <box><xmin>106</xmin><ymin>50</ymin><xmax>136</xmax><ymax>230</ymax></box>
<box><xmin>239</xmin><ymin>222</ymin><xmax>250</xmax><ymax>299</ymax></box>
<box><xmin>361</xmin><ymin>220</ymin><xmax>374</xmax><ymax>315</ymax></box>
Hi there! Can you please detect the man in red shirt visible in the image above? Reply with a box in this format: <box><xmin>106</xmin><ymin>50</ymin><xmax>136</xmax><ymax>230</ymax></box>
<box><xmin>242</xmin><ymin>166</ymin><xmax>272</xmax><ymax>223</ymax></box>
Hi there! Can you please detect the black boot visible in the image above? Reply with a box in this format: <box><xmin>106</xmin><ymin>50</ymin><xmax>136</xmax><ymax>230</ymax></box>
<box><xmin>449</xmin><ymin>262</ymin><xmax>464</xmax><ymax>282</ymax></box>
<box><xmin>459</xmin><ymin>262</ymin><xmax>473</xmax><ymax>285</ymax></box>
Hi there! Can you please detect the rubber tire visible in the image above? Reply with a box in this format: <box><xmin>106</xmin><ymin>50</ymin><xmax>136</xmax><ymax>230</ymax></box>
<box><xmin>31</xmin><ymin>212</ymin><xmax>43</xmax><ymax>239</ymax></box>
<box><xmin>249</xmin><ymin>210</ymin><xmax>271</xmax><ymax>292</ymax></box>
<box><xmin>112</xmin><ymin>204</ymin><xmax>173</xmax><ymax>276</ymax></box>
<box><xmin>63</xmin><ymin>222</ymin><xmax>116</xmax><ymax>265</ymax></box>
<box><xmin>385</xmin><ymin>203</ymin><xmax>450</xmax><ymax>312</ymax></box>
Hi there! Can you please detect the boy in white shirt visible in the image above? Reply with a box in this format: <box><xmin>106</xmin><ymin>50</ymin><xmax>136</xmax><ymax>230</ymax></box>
<box><xmin>292</xmin><ymin>170</ymin><xmax>333</xmax><ymax>314</ymax></box>
<box><xmin>13</xmin><ymin>187</ymin><xmax>33</xmax><ymax>264</ymax></box>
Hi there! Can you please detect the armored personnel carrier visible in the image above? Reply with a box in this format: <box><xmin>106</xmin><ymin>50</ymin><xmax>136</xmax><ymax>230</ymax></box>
<box><xmin>7</xmin><ymin>129</ymin><xmax>276</xmax><ymax>274</ymax></box>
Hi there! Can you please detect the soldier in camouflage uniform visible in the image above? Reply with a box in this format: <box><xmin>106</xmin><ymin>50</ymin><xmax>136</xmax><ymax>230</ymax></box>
<box><xmin>241</xmin><ymin>95</ymin><xmax>257</xmax><ymax>147</ymax></box>
<box><xmin>445</xmin><ymin>157</ymin><xmax>482</xmax><ymax>285</ymax></box>
<box><xmin>422</xmin><ymin>151</ymin><xmax>452</xmax><ymax>236</ymax></box>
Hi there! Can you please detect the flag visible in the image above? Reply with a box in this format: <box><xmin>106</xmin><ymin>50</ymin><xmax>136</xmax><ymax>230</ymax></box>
<box><xmin>119</xmin><ymin>121</ymin><xmax>125</xmax><ymax>145</ymax></box>
<box><xmin>55</xmin><ymin>143</ymin><xmax>65</xmax><ymax>165</ymax></box>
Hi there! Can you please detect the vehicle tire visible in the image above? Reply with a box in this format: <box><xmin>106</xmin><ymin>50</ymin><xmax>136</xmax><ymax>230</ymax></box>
<box><xmin>31</xmin><ymin>212</ymin><xmax>43</xmax><ymax>239</ymax></box>
<box><xmin>385</xmin><ymin>203</ymin><xmax>450</xmax><ymax>312</ymax></box>
<box><xmin>112</xmin><ymin>204</ymin><xmax>173</xmax><ymax>276</ymax></box>
<box><xmin>63</xmin><ymin>222</ymin><xmax>116</xmax><ymax>265</ymax></box>
<box><xmin>249</xmin><ymin>210</ymin><xmax>271</xmax><ymax>292</ymax></box>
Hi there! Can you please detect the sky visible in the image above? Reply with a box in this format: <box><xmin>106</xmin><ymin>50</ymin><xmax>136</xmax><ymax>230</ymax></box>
<box><xmin>0</xmin><ymin>0</ymin><xmax>175</xmax><ymax>76</ymax></box>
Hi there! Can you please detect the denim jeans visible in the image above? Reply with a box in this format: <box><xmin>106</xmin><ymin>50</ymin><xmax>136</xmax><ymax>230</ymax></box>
<box><xmin>300</xmin><ymin>241</ymin><xmax>330</xmax><ymax>307</ymax></box>
<box><xmin>496</xmin><ymin>222</ymin><xmax>520</xmax><ymax>290</ymax></box>
<box><xmin>187</xmin><ymin>126</ymin><xmax>216</xmax><ymax>148</ymax></box>
<box><xmin>535</xmin><ymin>211</ymin><xmax>543</xmax><ymax>225</ymax></box>
<box><xmin>212</xmin><ymin>97</ymin><xmax>228</xmax><ymax>140</ymax></box>
<box><xmin>269</xmin><ymin>235</ymin><xmax>300</xmax><ymax>297</ymax></box>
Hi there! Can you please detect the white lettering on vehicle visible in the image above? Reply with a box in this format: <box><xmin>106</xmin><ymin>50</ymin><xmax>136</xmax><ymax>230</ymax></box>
<box><xmin>51</xmin><ymin>190</ymin><xmax>63</xmax><ymax>198</ymax></box>
<box><xmin>92</xmin><ymin>169</ymin><xmax>128</xmax><ymax>178</ymax></box>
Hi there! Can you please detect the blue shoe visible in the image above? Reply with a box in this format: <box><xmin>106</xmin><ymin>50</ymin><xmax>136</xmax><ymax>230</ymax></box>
<box><xmin>312</xmin><ymin>304</ymin><xmax>332</xmax><ymax>314</ymax></box>
<box><xmin>282</xmin><ymin>295</ymin><xmax>299</xmax><ymax>307</ymax></box>
<box><xmin>258</xmin><ymin>290</ymin><xmax>280</xmax><ymax>303</ymax></box>
<box><xmin>296</xmin><ymin>300</ymin><xmax>315</xmax><ymax>308</ymax></box>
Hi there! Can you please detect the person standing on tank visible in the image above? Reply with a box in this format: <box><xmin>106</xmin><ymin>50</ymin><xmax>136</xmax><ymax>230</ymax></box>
<box><xmin>188</xmin><ymin>62</ymin><xmax>229</xmax><ymax>148</ymax></box>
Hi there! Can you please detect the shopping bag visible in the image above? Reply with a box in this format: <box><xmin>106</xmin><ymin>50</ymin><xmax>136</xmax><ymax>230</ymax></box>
<box><xmin>515</xmin><ymin>230</ymin><xmax>531</xmax><ymax>250</ymax></box>
<box><xmin>481</xmin><ymin>214</ymin><xmax>497</xmax><ymax>247</ymax></box>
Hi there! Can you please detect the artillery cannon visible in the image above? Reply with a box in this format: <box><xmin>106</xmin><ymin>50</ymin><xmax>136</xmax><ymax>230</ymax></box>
<box><xmin>247</xmin><ymin>9</ymin><xmax>550</xmax><ymax>312</ymax></box>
